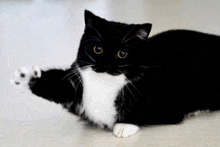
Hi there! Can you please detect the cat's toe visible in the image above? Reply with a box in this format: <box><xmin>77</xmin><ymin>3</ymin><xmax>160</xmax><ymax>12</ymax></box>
<box><xmin>11</xmin><ymin>67</ymin><xmax>28</xmax><ymax>86</ymax></box>
<box><xmin>113</xmin><ymin>123</ymin><xmax>139</xmax><ymax>138</ymax></box>
<box><xmin>11</xmin><ymin>66</ymin><xmax>41</xmax><ymax>87</ymax></box>
<box><xmin>32</xmin><ymin>66</ymin><xmax>41</xmax><ymax>78</ymax></box>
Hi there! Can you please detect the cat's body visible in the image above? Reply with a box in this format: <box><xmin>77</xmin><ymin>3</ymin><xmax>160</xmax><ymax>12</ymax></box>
<box><xmin>11</xmin><ymin>11</ymin><xmax>220</xmax><ymax>137</ymax></box>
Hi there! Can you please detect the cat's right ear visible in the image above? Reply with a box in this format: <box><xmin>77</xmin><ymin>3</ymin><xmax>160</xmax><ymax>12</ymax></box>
<box><xmin>135</xmin><ymin>23</ymin><xmax>152</xmax><ymax>40</ymax></box>
<box><xmin>84</xmin><ymin>10</ymin><xmax>102</xmax><ymax>27</ymax></box>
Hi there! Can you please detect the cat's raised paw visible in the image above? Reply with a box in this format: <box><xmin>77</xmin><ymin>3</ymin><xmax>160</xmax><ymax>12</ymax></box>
<box><xmin>113</xmin><ymin>123</ymin><xmax>139</xmax><ymax>138</ymax></box>
<box><xmin>11</xmin><ymin>66</ymin><xmax>41</xmax><ymax>87</ymax></box>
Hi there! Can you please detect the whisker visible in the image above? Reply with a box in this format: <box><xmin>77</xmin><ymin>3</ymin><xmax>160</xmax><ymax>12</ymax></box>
<box><xmin>128</xmin><ymin>82</ymin><xmax>137</xmax><ymax>91</ymax></box>
<box><xmin>128</xmin><ymin>82</ymin><xmax>141</xmax><ymax>96</ymax></box>
<box><xmin>67</xmin><ymin>70</ymin><xmax>81</xmax><ymax>80</ymax></box>
<box><xmin>121</xmin><ymin>26</ymin><xmax>134</xmax><ymax>43</ymax></box>
<box><xmin>121</xmin><ymin>87</ymin><xmax>125</xmax><ymax>99</ymax></box>
<box><xmin>117</xmin><ymin>69</ymin><xmax>123</xmax><ymax>75</ymax></box>
<box><xmin>121</xmin><ymin>36</ymin><xmax>138</xmax><ymax>44</ymax></box>
<box><xmin>86</xmin><ymin>36</ymin><xmax>102</xmax><ymax>42</ymax></box>
<box><xmin>77</xmin><ymin>60</ymin><xmax>93</xmax><ymax>65</ymax></box>
<box><xmin>66</xmin><ymin>72</ymin><xmax>80</xmax><ymax>81</ymax></box>
<box><xmin>81</xmin><ymin>65</ymin><xmax>94</xmax><ymax>70</ymax></box>
<box><xmin>139</xmin><ymin>66</ymin><xmax>150</xmax><ymax>69</ymax></box>
<box><xmin>123</xmin><ymin>44</ymin><xmax>135</xmax><ymax>48</ymax></box>
<box><xmin>92</xmin><ymin>68</ymin><xmax>97</xmax><ymax>72</ymax></box>
<box><xmin>69</xmin><ymin>68</ymin><xmax>80</xmax><ymax>73</ymax></box>
<box><xmin>69</xmin><ymin>79</ymin><xmax>76</xmax><ymax>90</ymax></box>
<box><xmin>74</xmin><ymin>77</ymin><xmax>82</xmax><ymax>96</ymax></box>
<box><xmin>62</xmin><ymin>70</ymin><xmax>79</xmax><ymax>80</ymax></box>
<box><xmin>73</xmin><ymin>77</ymin><xmax>81</xmax><ymax>85</ymax></box>
<box><xmin>118</xmin><ymin>64</ymin><xmax>132</xmax><ymax>68</ymax></box>
<box><xmin>69</xmin><ymin>76</ymin><xmax>82</xmax><ymax>97</ymax></box>
<box><xmin>118</xmin><ymin>69</ymin><xmax>140</xmax><ymax>97</ymax></box>
<box><xmin>118</xmin><ymin>65</ymin><xmax>158</xmax><ymax>69</ymax></box>
<box><xmin>125</xmin><ymin>84</ymin><xmax>135</xmax><ymax>99</ymax></box>
<box><xmin>86</xmin><ymin>25</ymin><xmax>104</xmax><ymax>41</ymax></box>
<box><xmin>139</xmin><ymin>65</ymin><xmax>158</xmax><ymax>69</ymax></box>
<box><xmin>85</xmin><ymin>49</ymin><xmax>96</xmax><ymax>63</ymax></box>
<box><xmin>63</xmin><ymin>64</ymin><xmax>81</xmax><ymax>81</ymax></box>
<box><xmin>67</xmin><ymin>74</ymin><xmax>77</xmax><ymax>81</ymax></box>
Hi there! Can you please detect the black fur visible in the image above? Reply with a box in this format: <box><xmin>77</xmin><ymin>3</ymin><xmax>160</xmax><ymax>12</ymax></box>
<box><xmin>27</xmin><ymin>10</ymin><xmax>220</xmax><ymax>129</ymax></box>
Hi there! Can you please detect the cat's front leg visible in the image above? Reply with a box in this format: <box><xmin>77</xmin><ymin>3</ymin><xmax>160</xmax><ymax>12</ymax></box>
<box><xmin>113</xmin><ymin>123</ymin><xmax>140</xmax><ymax>138</ymax></box>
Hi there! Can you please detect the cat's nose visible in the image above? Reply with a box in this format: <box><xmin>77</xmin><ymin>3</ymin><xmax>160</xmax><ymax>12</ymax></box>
<box><xmin>104</xmin><ymin>65</ymin><xmax>117</xmax><ymax>70</ymax></box>
<box><xmin>104</xmin><ymin>65</ymin><xmax>112</xmax><ymax>68</ymax></box>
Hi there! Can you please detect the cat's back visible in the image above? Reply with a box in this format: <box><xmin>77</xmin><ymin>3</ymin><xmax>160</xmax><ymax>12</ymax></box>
<box><xmin>149</xmin><ymin>29</ymin><xmax>220</xmax><ymax>42</ymax></box>
<box><xmin>144</xmin><ymin>29</ymin><xmax>220</xmax><ymax>66</ymax></box>
<box><xmin>148</xmin><ymin>29</ymin><xmax>220</xmax><ymax>50</ymax></box>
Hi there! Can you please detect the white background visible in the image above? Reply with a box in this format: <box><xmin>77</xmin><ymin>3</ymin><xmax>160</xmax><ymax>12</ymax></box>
<box><xmin>1</xmin><ymin>0</ymin><xmax>220</xmax><ymax>146</ymax></box>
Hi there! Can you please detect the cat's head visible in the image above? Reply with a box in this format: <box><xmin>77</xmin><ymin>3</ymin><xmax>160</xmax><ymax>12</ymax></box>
<box><xmin>75</xmin><ymin>10</ymin><xmax>152</xmax><ymax>77</ymax></box>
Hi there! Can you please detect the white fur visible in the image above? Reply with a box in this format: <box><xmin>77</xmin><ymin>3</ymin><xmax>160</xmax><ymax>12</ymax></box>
<box><xmin>79</xmin><ymin>67</ymin><xmax>127</xmax><ymax>129</ymax></box>
<box><xmin>113</xmin><ymin>123</ymin><xmax>139</xmax><ymax>138</ymax></box>
<box><xmin>11</xmin><ymin>66</ymin><xmax>41</xmax><ymax>88</ymax></box>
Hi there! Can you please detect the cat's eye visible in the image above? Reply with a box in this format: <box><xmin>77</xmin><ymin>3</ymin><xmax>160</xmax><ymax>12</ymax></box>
<box><xmin>117</xmin><ymin>50</ymin><xmax>128</xmax><ymax>59</ymax></box>
<box><xmin>93</xmin><ymin>46</ymin><xmax>103</xmax><ymax>54</ymax></box>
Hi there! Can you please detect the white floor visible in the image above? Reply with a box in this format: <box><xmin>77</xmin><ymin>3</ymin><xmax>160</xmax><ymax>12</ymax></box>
<box><xmin>1</xmin><ymin>0</ymin><xmax>220</xmax><ymax>146</ymax></box>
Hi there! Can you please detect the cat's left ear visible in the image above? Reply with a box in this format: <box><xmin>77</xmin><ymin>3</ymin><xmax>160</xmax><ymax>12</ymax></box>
<box><xmin>84</xmin><ymin>10</ymin><xmax>103</xmax><ymax>27</ymax></box>
<box><xmin>135</xmin><ymin>23</ymin><xmax>152</xmax><ymax>40</ymax></box>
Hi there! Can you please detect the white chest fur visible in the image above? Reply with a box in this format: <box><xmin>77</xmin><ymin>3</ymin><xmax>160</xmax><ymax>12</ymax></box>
<box><xmin>79</xmin><ymin>67</ymin><xmax>127</xmax><ymax>129</ymax></box>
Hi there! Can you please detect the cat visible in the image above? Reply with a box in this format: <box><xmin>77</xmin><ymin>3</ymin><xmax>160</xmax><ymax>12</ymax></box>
<box><xmin>11</xmin><ymin>10</ymin><xmax>220</xmax><ymax>138</ymax></box>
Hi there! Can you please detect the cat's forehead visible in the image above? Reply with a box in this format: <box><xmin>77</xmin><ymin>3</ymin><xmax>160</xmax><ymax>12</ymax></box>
<box><xmin>90</xmin><ymin>21</ymin><xmax>132</xmax><ymax>43</ymax></box>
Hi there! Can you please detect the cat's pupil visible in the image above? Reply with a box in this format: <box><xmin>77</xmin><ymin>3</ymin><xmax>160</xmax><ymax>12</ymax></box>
<box><xmin>96</xmin><ymin>47</ymin><xmax>102</xmax><ymax>52</ymax></box>
<box><xmin>120</xmin><ymin>51</ymin><xmax>126</xmax><ymax>57</ymax></box>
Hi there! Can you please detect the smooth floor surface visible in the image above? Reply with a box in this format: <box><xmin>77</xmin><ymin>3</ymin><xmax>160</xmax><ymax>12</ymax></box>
<box><xmin>1</xmin><ymin>0</ymin><xmax>220</xmax><ymax>146</ymax></box>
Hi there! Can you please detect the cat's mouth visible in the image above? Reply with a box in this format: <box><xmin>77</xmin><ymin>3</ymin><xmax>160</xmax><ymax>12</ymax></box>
<box><xmin>79</xmin><ymin>64</ymin><xmax>122</xmax><ymax>76</ymax></box>
<box><xmin>92</xmin><ymin>67</ymin><xmax>121</xmax><ymax>76</ymax></box>
<box><xmin>106</xmin><ymin>70</ymin><xmax>121</xmax><ymax>76</ymax></box>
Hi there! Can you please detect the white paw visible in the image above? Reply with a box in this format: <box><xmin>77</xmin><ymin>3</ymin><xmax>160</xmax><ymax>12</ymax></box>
<box><xmin>113</xmin><ymin>123</ymin><xmax>139</xmax><ymax>138</ymax></box>
<box><xmin>11</xmin><ymin>66</ymin><xmax>41</xmax><ymax>88</ymax></box>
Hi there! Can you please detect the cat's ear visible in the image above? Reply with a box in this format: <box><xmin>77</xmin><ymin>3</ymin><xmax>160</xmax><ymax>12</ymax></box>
<box><xmin>84</xmin><ymin>10</ymin><xmax>103</xmax><ymax>27</ymax></box>
<box><xmin>122</xmin><ymin>23</ymin><xmax>152</xmax><ymax>43</ymax></box>
<box><xmin>135</xmin><ymin>23</ymin><xmax>152</xmax><ymax>40</ymax></box>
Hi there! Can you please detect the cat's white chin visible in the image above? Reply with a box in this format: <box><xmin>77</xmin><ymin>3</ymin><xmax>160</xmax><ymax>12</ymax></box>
<box><xmin>78</xmin><ymin>67</ymin><xmax>128</xmax><ymax>129</ymax></box>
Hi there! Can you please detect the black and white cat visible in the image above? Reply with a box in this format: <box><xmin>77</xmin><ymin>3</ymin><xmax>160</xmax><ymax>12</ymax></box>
<box><xmin>11</xmin><ymin>10</ymin><xmax>220</xmax><ymax>138</ymax></box>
